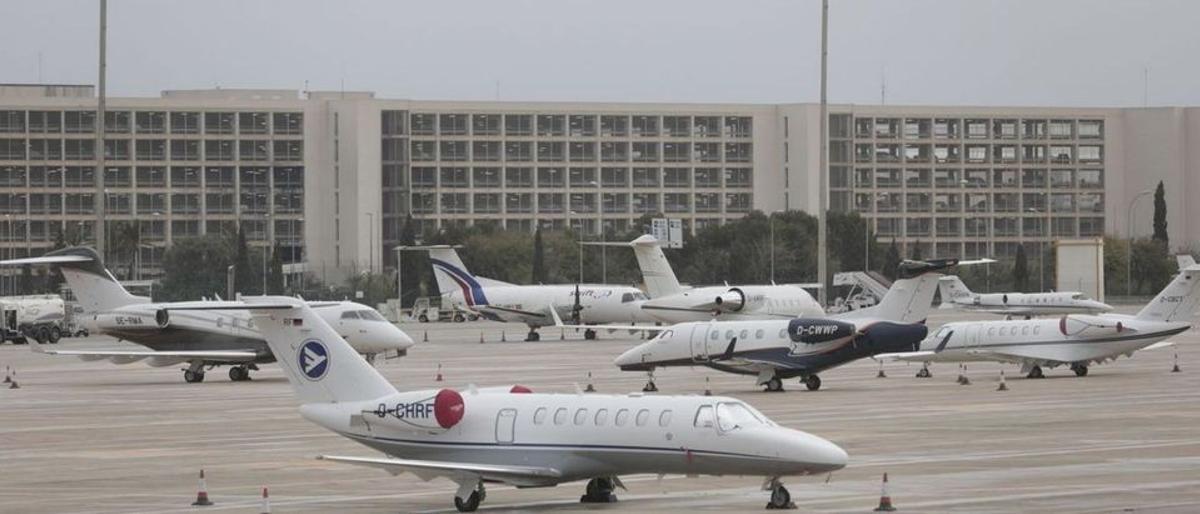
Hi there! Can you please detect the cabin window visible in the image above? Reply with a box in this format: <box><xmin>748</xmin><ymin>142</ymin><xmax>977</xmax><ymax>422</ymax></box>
<box><xmin>594</xmin><ymin>408</ymin><xmax>608</xmax><ymax>425</ymax></box>
<box><xmin>1033</xmin><ymin>326</ymin><xmax>1040</xmax><ymax>335</ymax></box>
<box><xmin>778</xmin><ymin>328</ymin><xmax>787</xmax><ymax>338</ymax></box>
<box><xmin>987</xmin><ymin>327</ymin><xmax>995</xmax><ymax>336</ymax></box>
<box><xmin>659</xmin><ymin>410</ymin><xmax>673</xmax><ymax>427</ymax></box>
<box><xmin>635</xmin><ymin>409</ymin><xmax>650</xmax><ymax>427</ymax></box>
<box><xmin>574</xmin><ymin>409</ymin><xmax>589</xmax><ymax>426</ymax></box>
<box><xmin>725</xmin><ymin>330</ymin><xmax>735</xmax><ymax>339</ymax></box>
<box><xmin>340</xmin><ymin>310</ymin><xmax>360</xmax><ymax>319</ymax></box>
<box><xmin>755</xmin><ymin>329</ymin><xmax>765</xmax><ymax>339</ymax></box>
<box><xmin>710</xmin><ymin>331</ymin><xmax>719</xmax><ymax>340</ymax></box>
<box><xmin>693</xmin><ymin>405</ymin><xmax>715</xmax><ymax>428</ymax></box>
<box><xmin>533</xmin><ymin>407</ymin><xmax>548</xmax><ymax>425</ymax></box>
<box><xmin>739</xmin><ymin>329</ymin><xmax>749</xmax><ymax>339</ymax></box>
<box><xmin>615</xmin><ymin>409</ymin><xmax>631</xmax><ymax>427</ymax></box>
<box><xmin>553</xmin><ymin>408</ymin><xmax>568</xmax><ymax>425</ymax></box>
<box><xmin>1021</xmin><ymin>326</ymin><xmax>1029</xmax><ymax>335</ymax></box>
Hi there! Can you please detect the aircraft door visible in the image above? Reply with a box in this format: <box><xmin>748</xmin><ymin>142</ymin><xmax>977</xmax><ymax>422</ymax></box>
<box><xmin>495</xmin><ymin>408</ymin><xmax>517</xmax><ymax>444</ymax></box>
<box><xmin>690</xmin><ymin>323</ymin><xmax>711</xmax><ymax>361</ymax></box>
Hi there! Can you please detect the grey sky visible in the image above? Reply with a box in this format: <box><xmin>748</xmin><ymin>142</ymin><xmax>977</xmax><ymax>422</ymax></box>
<box><xmin>2</xmin><ymin>0</ymin><xmax>1198</xmax><ymax>106</ymax></box>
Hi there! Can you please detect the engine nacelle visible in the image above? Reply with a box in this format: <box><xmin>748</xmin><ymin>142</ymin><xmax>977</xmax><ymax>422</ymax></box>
<box><xmin>1059</xmin><ymin>315</ymin><xmax>1124</xmax><ymax>337</ymax></box>
<box><xmin>92</xmin><ymin>312</ymin><xmax>159</xmax><ymax>332</ymax></box>
<box><xmin>713</xmin><ymin>288</ymin><xmax>746</xmax><ymax>312</ymax></box>
<box><xmin>155</xmin><ymin>309</ymin><xmax>170</xmax><ymax>329</ymax></box>
<box><xmin>788</xmin><ymin>318</ymin><xmax>856</xmax><ymax>344</ymax></box>
<box><xmin>366</xmin><ymin>389</ymin><xmax>465</xmax><ymax>433</ymax></box>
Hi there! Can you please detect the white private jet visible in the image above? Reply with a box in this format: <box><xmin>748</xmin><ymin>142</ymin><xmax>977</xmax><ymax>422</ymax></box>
<box><xmin>4</xmin><ymin>247</ymin><xmax>414</xmax><ymax>383</ymax></box>
<box><xmin>607</xmin><ymin>235</ymin><xmax>824</xmax><ymax>323</ymax></box>
<box><xmin>428</xmin><ymin>246</ymin><xmax>654</xmax><ymax>341</ymax></box>
<box><xmin>882</xmin><ymin>264</ymin><xmax>1200</xmax><ymax>379</ymax></box>
<box><xmin>187</xmin><ymin>296</ymin><xmax>848</xmax><ymax>512</ymax></box>
<box><xmin>937</xmin><ymin>275</ymin><xmax>1112</xmax><ymax>318</ymax></box>
<box><xmin>610</xmin><ymin>259</ymin><xmax>954</xmax><ymax>392</ymax></box>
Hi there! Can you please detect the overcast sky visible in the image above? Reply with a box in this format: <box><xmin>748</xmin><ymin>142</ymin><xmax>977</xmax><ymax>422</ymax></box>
<box><xmin>2</xmin><ymin>0</ymin><xmax>1198</xmax><ymax>106</ymax></box>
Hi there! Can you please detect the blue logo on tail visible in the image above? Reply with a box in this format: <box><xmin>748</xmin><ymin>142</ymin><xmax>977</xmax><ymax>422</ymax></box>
<box><xmin>299</xmin><ymin>340</ymin><xmax>329</xmax><ymax>380</ymax></box>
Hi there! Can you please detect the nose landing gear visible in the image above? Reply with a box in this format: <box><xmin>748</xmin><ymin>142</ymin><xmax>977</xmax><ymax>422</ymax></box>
<box><xmin>764</xmin><ymin>478</ymin><xmax>796</xmax><ymax>510</ymax></box>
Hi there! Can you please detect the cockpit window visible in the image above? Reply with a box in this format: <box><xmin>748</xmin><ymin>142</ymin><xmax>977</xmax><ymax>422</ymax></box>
<box><xmin>357</xmin><ymin>310</ymin><xmax>387</xmax><ymax>322</ymax></box>
<box><xmin>716</xmin><ymin>402</ymin><xmax>767</xmax><ymax>432</ymax></box>
<box><xmin>933</xmin><ymin>325</ymin><xmax>952</xmax><ymax>340</ymax></box>
<box><xmin>656</xmin><ymin>330</ymin><xmax>673</xmax><ymax>342</ymax></box>
<box><xmin>632</xmin><ymin>292</ymin><xmax>647</xmax><ymax>301</ymax></box>
<box><xmin>621</xmin><ymin>292</ymin><xmax>634</xmax><ymax>303</ymax></box>
<box><xmin>340</xmin><ymin>311</ymin><xmax>361</xmax><ymax>320</ymax></box>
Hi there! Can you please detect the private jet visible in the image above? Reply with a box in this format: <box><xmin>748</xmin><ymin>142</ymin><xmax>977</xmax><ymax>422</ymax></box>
<box><xmin>607</xmin><ymin>259</ymin><xmax>956</xmax><ymax>392</ymax></box>
<box><xmin>882</xmin><ymin>264</ymin><xmax>1200</xmax><ymax>378</ymax></box>
<box><xmin>5</xmin><ymin>247</ymin><xmax>414</xmax><ymax>382</ymax></box>
<box><xmin>429</xmin><ymin>246</ymin><xmax>654</xmax><ymax>341</ymax></box>
<box><xmin>184</xmin><ymin>297</ymin><xmax>848</xmax><ymax>512</ymax></box>
<box><xmin>937</xmin><ymin>275</ymin><xmax>1112</xmax><ymax>318</ymax></box>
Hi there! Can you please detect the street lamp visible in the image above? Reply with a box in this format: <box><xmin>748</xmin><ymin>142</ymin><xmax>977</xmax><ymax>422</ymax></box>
<box><xmin>768</xmin><ymin>210</ymin><xmax>785</xmax><ymax>283</ymax></box>
<box><xmin>1127</xmin><ymin>189</ymin><xmax>1153</xmax><ymax>297</ymax></box>
<box><xmin>261</xmin><ymin>211</ymin><xmax>273</xmax><ymax>294</ymax></box>
<box><xmin>366</xmin><ymin>212</ymin><xmax>375</xmax><ymax>274</ymax></box>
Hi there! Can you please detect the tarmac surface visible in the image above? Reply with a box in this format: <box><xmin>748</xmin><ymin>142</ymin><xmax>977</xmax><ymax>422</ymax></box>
<box><xmin>1</xmin><ymin>308</ymin><xmax>1198</xmax><ymax>513</ymax></box>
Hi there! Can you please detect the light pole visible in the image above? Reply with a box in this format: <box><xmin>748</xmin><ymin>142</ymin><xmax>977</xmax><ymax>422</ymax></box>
<box><xmin>366</xmin><ymin>212</ymin><xmax>375</xmax><ymax>275</ymax></box>
<box><xmin>261</xmin><ymin>211</ymin><xmax>273</xmax><ymax>295</ymax></box>
<box><xmin>3</xmin><ymin>214</ymin><xmax>10</xmax><ymax>295</ymax></box>
<box><xmin>1127</xmin><ymin>189</ymin><xmax>1153</xmax><ymax>296</ymax></box>
<box><xmin>816</xmin><ymin>0</ymin><xmax>830</xmax><ymax>306</ymax></box>
<box><xmin>768</xmin><ymin>210</ymin><xmax>784</xmax><ymax>283</ymax></box>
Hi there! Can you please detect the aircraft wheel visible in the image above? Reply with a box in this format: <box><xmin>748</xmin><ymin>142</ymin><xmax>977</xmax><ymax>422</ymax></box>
<box><xmin>467</xmin><ymin>314</ymin><xmax>479</xmax><ymax>321</ymax></box>
<box><xmin>525</xmin><ymin>331</ymin><xmax>540</xmax><ymax>342</ymax></box>
<box><xmin>184</xmin><ymin>370</ymin><xmax>205</xmax><ymax>383</ymax></box>
<box><xmin>767</xmin><ymin>484</ymin><xmax>792</xmax><ymax>509</ymax></box>
<box><xmin>1072</xmin><ymin>364</ymin><xmax>1089</xmax><ymax>377</ymax></box>
<box><xmin>453</xmin><ymin>313</ymin><xmax>466</xmax><ymax>323</ymax></box>
<box><xmin>584</xmin><ymin>329</ymin><xmax>597</xmax><ymax>340</ymax></box>
<box><xmin>804</xmin><ymin>375</ymin><xmax>822</xmax><ymax>391</ymax></box>
<box><xmin>581</xmin><ymin>477</ymin><xmax>617</xmax><ymax>503</ymax></box>
<box><xmin>916</xmin><ymin>366</ymin><xmax>932</xmax><ymax>378</ymax></box>
<box><xmin>764</xmin><ymin>377</ymin><xmax>784</xmax><ymax>392</ymax></box>
<box><xmin>1027</xmin><ymin>365</ymin><xmax>1044</xmax><ymax>379</ymax></box>
<box><xmin>418</xmin><ymin>314</ymin><xmax>429</xmax><ymax>323</ymax></box>
<box><xmin>229</xmin><ymin>366</ymin><xmax>251</xmax><ymax>381</ymax></box>
<box><xmin>453</xmin><ymin>490</ymin><xmax>481</xmax><ymax>512</ymax></box>
<box><xmin>49</xmin><ymin>326</ymin><xmax>62</xmax><ymax>344</ymax></box>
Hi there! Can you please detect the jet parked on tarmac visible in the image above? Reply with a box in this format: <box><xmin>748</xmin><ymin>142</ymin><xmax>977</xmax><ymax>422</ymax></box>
<box><xmin>937</xmin><ymin>275</ymin><xmax>1112</xmax><ymax>318</ymax></box>
<box><xmin>4</xmin><ymin>247</ymin><xmax>414</xmax><ymax>382</ymax></box>
<box><xmin>194</xmin><ymin>296</ymin><xmax>847</xmax><ymax>512</ymax></box>
<box><xmin>608</xmin><ymin>259</ymin><xmax>956</xmax><ymax>392</ymax></box>
<box><xmin>608</xmin><ymin>235</ymin><xmax>824</xmax><ymax>323</ymax></box>
<box><xmin>428</xmin><ymin>246</ymin><xmax>653</xmax><ymax>341</ymax></box>
<box><xmin>882</xmin><ymin>264</ymin><xmax>1200</xmax><ymax>379</ymax></box>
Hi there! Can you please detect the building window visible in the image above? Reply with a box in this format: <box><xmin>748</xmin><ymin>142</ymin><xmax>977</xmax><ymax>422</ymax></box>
<box><xmin>505</xmin><ymin>114</ymin><xmax>532</xmax><ymax>136</ymax></box>
<box><xmin>273</xmin><ymin>112</ymin><xmax>303</xmax><ymax>135</ymax></box>
<box><xmin>632</xmin><ymin>116</ymin><xmax>658</xmax><ymax>137</ymax></box>
<box><xmin>0</xmin><ymin>111</ymin><xmax>25</xmax><ymax>133</ymax></box>
<box><xmin>238</xmin><ymin>140</ymin><xmax>269</xmax><ymax>161</ymax></box>
<box><xmin>135</xmin><ymin>111</ymin><xmax>166</xmax><ymax>134</ymax></box>
<box><xmin>505</xmin><ymin>167</ymin><xmax>532</xmax><ymax>187</ymax></box>
<box><xmin>171</xmin><ymin>140</ymin><xmax>200</xmax><ymax>161</ymax></box>
<box><xmin>64</xmin><ymin>111</ymin><xmax>96</xmax><ymax>133</ymax></box>
<box><xmin>411</xmin><ymin>113</ymin><xmax>436</xmax><ymax>135</ymax></box>
<box><xmin>600</xmin><ymin>115</ymin><xmax>628</xmax><ymax>137</ymax></box>
<box><xmin>505</xmin><ymin>141</ymin><xmax>532</xmax><ymax>162</ymax></box>
<box><xmin>664</xmin><ymin>167</ymin><xmax>690</xmax><ymax>187</ymax></box>
<box><xmin>632</xmin><ymin>142</ymin><xmax>659</xmax><ymax>162</ymax></box>
<box><xmin>440</xmin><ymin>167</ymin><xmax>469</xmax><ymax>188</ymax></box>
<box><xmin>724</xmin><ymin>193</ymin><xmax>751</xmax><ymax>213</ymax></box>
<box><xmin>205</xmin><ymin>112</ymin><xmax>235</xmax><ymax>134</ymax></box>
<box><xmin>569</xmin><ymin>115</ymin><xmax>596</xmax><ymax>137</ymax></box>
<box><xmin>473</xmin><ymin>141</ymin><xmax>501</xmax><ymax>162</ymax></box>
<box><xmin>473</xmin><ymin>167</ymin><xmax>501</xmax><ymax>188</ymax></box>
<box><xmin>536</xmin><ymin>115</ymin><xmax>565</xmax><ymax>137</ymax></box>
<box><xmin>632</xmin><ymin>167</ymin><xmax>659</xmax><ymax>187</ymax></box>
<box><xmin>536</xmin><ymin>167</ymin><xmax>564</xmax><ymax>188</ymax></box>
<box><xmin>537</xmin><ymin>141</ymin><xmax>564</xmax><ymax>162</ymax></box>
<box><xmin>600</xmin><ymin>167</ymin><xmax>627</xmax><ymax>187</ymax></box>
<box><xmin>238</xmin><ymin>112</ymin><xmax>269</xmax><ymax>134</ymax></box>
<box><xmin>64</xmin><ymin>139</ymin><xmax>95</xmax><ymax>160</ymax></box>
<box><xmin>28</xmin><ymin>111</ymin><xmax>62</xmax><ymax>133</ymax></box>
<box><xmin>169</xmin><ymin>112</ymin><xmax>200</xmax><ymax>134</ymax></box>
<box><xmin>411</xmin><ymin>141</ymin><xmax>436</xmax><ymax>161</ymax></box>
<box><xmin>505</xmin><ymin>192</ymin><xmax>532</xmax><ymax>213</ymax></box>
<box><xmin>439</xmin><ymin>114</ymin><xmax>468</xmax><ymax>136</ymax></box>
<box><xmin>569</xmin><ymin>141</ymin><xmax>596</xmax><ymax>162</ymax></box>
<box><xmin>440</xmin><ymin>141</ymin><xmax>468</xmax><ymax>161</ymax></box>
<box><xmin>601</xmin><ymin>142</ymin><xmax>628</xmax><ymax>162</ymax></box>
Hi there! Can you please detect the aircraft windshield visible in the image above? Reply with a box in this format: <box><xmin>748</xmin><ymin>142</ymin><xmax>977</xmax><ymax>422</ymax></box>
<box><xmin>716</xmin><ymin>402</ymin><xmax>768</xmax><ymax>432</ymax></box>
<box><xmin>356</xmin><ymin>310</ymin><xmax>387</xmax><ymax>322</ymax></box>
<box><xmin>933</xmin><ymin>325</ymin><xmax>952</xmax><ymax>340</ymax></box>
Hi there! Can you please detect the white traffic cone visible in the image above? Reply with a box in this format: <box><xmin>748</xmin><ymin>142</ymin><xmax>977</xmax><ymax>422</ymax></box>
<box><xmin>873</xmin><ymin>472</ymin><xmax>897</xmax><ymax>511</ymax></box>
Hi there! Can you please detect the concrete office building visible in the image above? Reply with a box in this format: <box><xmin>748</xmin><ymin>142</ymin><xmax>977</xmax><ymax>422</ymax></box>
<box><xmin>1</xmin><ymin>83</ymin><xmax>1198</xmax><ymax>281</ymax></box>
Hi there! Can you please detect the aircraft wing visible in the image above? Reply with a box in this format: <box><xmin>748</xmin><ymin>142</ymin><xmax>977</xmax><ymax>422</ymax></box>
<box><xmin>318</xmin><ymin>455</ymin><xmax>561</xmax><ymax>487</ymax></box>
<box><xmin>31</xmin><ymin>341</ymin><xmax>258</xmax><ymax>364</ymax></box>
<box><xmin>1140</xmin><ymin>341</ymin><xmax>1175</xmax><ymax>351</ymax></box>
<box><xmin>547</xmin><ymin>306</ymin><xmax>660</xmax><ymax>332</ymax></box>
<box><xmin>477</xmin><ymin>304</ymin><xmax>550</xmax><ymax>319</ymax></box>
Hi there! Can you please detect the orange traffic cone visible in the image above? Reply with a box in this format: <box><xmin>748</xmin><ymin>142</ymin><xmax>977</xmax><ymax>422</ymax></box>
<box><xmin>435</xmin><ymin>363</ymin><xmax>443</xmax><ymax>382</ymax></box>
<box><xmin>876</xmin><ymin>361</ymin><xmax>887</xmax><ymax>378</ymax></box>
<box><xmin>1172</xmin><ymin>353</ymin><xmax>1181</xmax><ymax>373</ymax></box>
<box><xmin>703</xmin><ymin>376</ymin><xmax>712</xmax><ymax>396</ymax></box>
<box><xmin>259</xmin><ymin>486</ymin><xmax>271</xmax><ymax>514</ymax></box>
<box><xmin>479</xmin><ymin>331</ymin><xmax>485</xmax><ymax>344</ymax></box>
<box><xmin>873</xmin><ymin>472</ymin><xmax>896</xmax><ymax>511</ymax></box>
<box><xmin>191</xmin><ymin>469</ymin><xmax>214</xmax><ymax>506</ymax></box>
<box><xmin>584</xmin><ymin>372</ymin><xmax>596</xmax><ymax>392</ymax></box>
<box><xmin>3</xmin><ymin>365</ymin><xmax>11</xmax><ymax>383</ymax></box>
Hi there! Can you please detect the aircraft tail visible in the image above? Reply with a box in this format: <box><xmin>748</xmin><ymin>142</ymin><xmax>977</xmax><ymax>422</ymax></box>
<box><xmin>629</xmin><ymin>235</ymin><xmax>682</xmax><ymax>298</ymax></box>
<box><xmin>838</xmin><ymin>259</ymin><xmax>954</xmax><ymax>323</ymax></box>
<box><xmin>427</xmin><ymin>247</ymin><xmax>490</xmax><ymax>306</ymax></box>
<box><xmin>1</xmin><ymin>247</ymin><xmax>149</xmax><ymax>312</ymax></box>
<box><xmin>937</xmin><ymin>276</ymin><xmax>973</xmax><ymax>304</ymax></box>
<box><xmin>1136</xmin><ymin>264</ymin><xmax>1200</xmax><ymax>323</ymax></box>
<box><xmin>242</xmin><ymin>297</ymin><xmax>398</xmax><ymax>404</ymax></box>
<box><xmin>1177</xmin><ymin>255</ymin><xmax>1196</xmax><ymax>272</ymax></box>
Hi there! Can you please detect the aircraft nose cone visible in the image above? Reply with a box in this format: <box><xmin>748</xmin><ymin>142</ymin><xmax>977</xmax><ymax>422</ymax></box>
<box><xmin>614</xmin><ymin>344</ymin><xmax>652</xmax><ymax>371</ymax></box>
<box><xmin>777</xmin><ymin>429</ymin><xmax>848</xmax><ymax>474</ymax></box>
<box><xmin>395</xmin><ymin>328</ymin><xmax>416</xmax><ymax>350</ymax></box>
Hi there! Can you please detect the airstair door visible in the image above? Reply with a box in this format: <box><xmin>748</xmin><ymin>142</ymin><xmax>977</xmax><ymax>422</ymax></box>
<box><xmin>495</xmin><ymin>408</ymin><xmax>516</xmax><ymax>444</ymax></box>
<box><xmin>690</xmin><ymin>323</ymin><xmax>711</xmax><ymax>362</ymax></box>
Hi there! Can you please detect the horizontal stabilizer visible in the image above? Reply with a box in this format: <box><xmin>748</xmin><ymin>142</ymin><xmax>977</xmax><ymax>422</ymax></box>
<box><xmin>0</xmin><ymin>255</ymin><xmax>93</xmax><ymax>266</ymax></box>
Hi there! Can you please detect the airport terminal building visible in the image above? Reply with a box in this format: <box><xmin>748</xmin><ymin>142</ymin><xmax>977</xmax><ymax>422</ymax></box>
<box><xmin>1</xmin><ymin>84</ymin><xmax>1198</xmax><ymax>279</ymax></box>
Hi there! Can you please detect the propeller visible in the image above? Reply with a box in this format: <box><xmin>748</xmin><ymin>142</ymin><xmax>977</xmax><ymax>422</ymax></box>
<box><xmin>571</xmin><ymin>283</ymin><xmax>584</xmax><ymax>326</ymax></box>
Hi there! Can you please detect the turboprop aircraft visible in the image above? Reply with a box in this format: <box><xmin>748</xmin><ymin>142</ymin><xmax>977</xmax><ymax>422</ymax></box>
<box><xmin>937</xmin><ymin>275</ymin><xmax>1112</xmax><ymax>318</ymax></box>
<box><xmin>182</xmin><ymin>296</ymin><xmax>847</xmax><ymax>512</ymax></box>
<box><xmin>606</xmin><ymin>259</ymin><xmax>956</xmax><ymax>392</ymax></box>
<box><xmin>596</xmin><ymin>235</ymin><xmax>824</xmax><ymax>323</ymax></box>
<box><xmin>880</xmin><ymin>263</ymin><xmax>1200</xmax><ymax>379</ymax></box>
<box><xmin>4</xmin><ymin>247</ymin><xmax>414</xmax><ymax>383</ymax></box>
<box><xmin>428</xmin><ymin>246</ymin><xmax>654</xmax><ymax>341</ymax></box>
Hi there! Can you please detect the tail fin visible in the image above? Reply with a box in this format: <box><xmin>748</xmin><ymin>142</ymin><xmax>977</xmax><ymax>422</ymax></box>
<box><xmin>629</xmin><ymin>235</ymin><xmax>682</xmax><ymax>298</ymax></box>
<box><xmin>837</xmin><ymin>260</ymin><xmax>954</xmax><ymax>323</ymax></box>
<box><xmin>1177</xmin><ymin>255</ymin><xmax>1196</xmax><ymax>272</ymax></box>
<box><xmin>937</xmin><ymin>276</ymin><xmax>973</xmax><ymax>304</ymax></box>
<box><xmin>1</xmin><ymin>247</ymin><xmax>148</xmax><ymax>313</ymax></box>
<box><xmin>243</xmin><ymin>297</ymin><xmax>397</xmax><ymax>404</ymax></box>
<box><xmin>427</xmin><ymin>247</ymin><xmax>489</xmax><ymax>306</ymax></box>
<box><xmin>1136</xmin><ymin>264</ymin><xmax>1200</xmax><ymax>323</ymax></box>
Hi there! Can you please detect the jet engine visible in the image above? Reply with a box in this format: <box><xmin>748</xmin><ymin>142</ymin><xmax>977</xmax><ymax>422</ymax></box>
<box><xmin>787</xmin><ymin>318</ymin><xmax>856</xmax><ymax>344</ymax></box>
<box><xmin>368</xmin><ymin>388</ymin><xmax>465</xmax><ymax>433</ymax></box>
<box><xmin>155</xmin><ymin>309</ymin><xmax>170</xmax><ymax>329</ymax></box>
<box><xmin>713</xmin><ymin>288</ymin><xmax>746</xmax><ymax>312</ymax></box>
<box><xmin>91</xmin><ymin>312</ymin><xmax>160</xmax><ymax>332</ymax></box>
<box><xmin>1059</xmin><ymin>315</ymin><xmax>1125</xmax><ymax>337</ymax></box>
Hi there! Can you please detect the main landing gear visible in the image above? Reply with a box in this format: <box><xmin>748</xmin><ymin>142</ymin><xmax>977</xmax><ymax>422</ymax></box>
<box><xmin>228</xmin><ymin>364</ymin><xmax>255</xmax><ymax>382</ymax></box>
<box><xmin>764</xmin><ymin>478</ymin><xmax>796</xmax><ymax>510</ymax></box>
<box><xmin>183</xmin><ymin>361</ymin><xmax>206</xmax><ymax>383</ymax></box>
<box><xmin>580</xmin><ymin>477</ymin><xmax>619</xmax><ymax>503</ymax></box>
<box><xmin>763</xmin><ymin>376</ymin><xmax>784</xmax><ymax>392</ymax></box>
<box><xmin>584</xmin><ymin>328</ymin><xmax>597</xmax><ymax>340</ymax></box>
<box><xmin>1026</xmin><ymin>365</ymin><xmax>1045</xmax><ymax>379</ymax></box>
<box><xmin>525</xmin><ymin>329</ymin><xmax>541</xmax><ymax>342</ymax></box>
<box><xmin>803</xmin><ymin>375</ymin><xmax>822</xmax><ymax>391</ymax></box>
<box><xmin>1071</xmin><ymin>363</ymin><xmax>1089</xmax><ymax>376</ymax></box>
<box><xmin>916</xmin><ymin>364</ymin><xmax>932</xmax><ymax>378</ymax></box>
<box><xmin>453</xmin><ymin>482</ymin><xmax>487</xmax><ymax>512</ymax></box>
